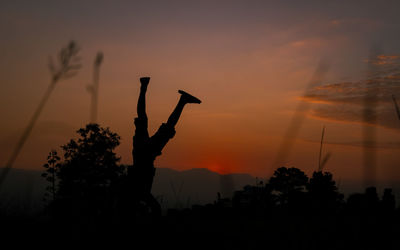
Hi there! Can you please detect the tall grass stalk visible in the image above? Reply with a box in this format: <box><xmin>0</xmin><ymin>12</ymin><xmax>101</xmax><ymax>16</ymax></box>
<box><xmin>0</xmin><ymin>41</ymin><xmax>81</xmax><ymax>190</ymax></box>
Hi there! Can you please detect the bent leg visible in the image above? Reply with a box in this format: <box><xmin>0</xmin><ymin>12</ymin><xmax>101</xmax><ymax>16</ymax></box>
<box><xmin>166</xmin><ymin>98</ymin><xmax>186</xmax><ymax>127</ymax></box>
<box><xmin>150</xmin><ymin>90</ymin><xmax>201</xmax><ymax>154</ymax></box>
<box><xmin>166</xmin><ymin>90</ymin><xmax>201</xmax><ymax>127</ymax></box>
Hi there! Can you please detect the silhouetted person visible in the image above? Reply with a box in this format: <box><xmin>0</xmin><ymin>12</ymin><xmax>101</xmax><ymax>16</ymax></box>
<box><xmin>128</xmin><ymin>76</ymin><xmax>201</xmax><ymax>217</ymax></box>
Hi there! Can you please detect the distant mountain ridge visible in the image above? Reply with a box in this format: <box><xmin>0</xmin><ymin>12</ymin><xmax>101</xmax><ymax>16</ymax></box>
<box><xmin>0</xmin><ymin>167</ymin><xmax>257</xmax><ymax>211</ymax></box>
<box><xmin>153</xmin><ymin>167</ymin><xmax>257</xmax><ymax>209</ymax></box>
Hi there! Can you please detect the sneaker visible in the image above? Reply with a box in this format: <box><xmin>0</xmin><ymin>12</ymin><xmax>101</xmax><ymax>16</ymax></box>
<box><xmin>178</xmin><ymin>90</ymin><xmax>202</xmax><ymax>104</ymax></box>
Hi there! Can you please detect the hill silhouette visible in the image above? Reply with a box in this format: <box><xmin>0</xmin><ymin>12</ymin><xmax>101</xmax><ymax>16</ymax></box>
<box><xmin>153</xmin><ymin>167</ymin><xmax>257</xmax><ymax>209</ymax></box>
<box><xmin>0</xmin><ymin>167</ymin><xmax>257</xmax><ymax>213</ymax></box>
<box><xmin>2</xmin><ymin>167</ymin><xmax>400</xmax><ymax>214</ymax></box>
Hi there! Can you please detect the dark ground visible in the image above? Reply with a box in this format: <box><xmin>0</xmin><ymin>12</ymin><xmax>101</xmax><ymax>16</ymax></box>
<box><xmin>1</xmin><ymin>207</ymin><xmax>399</xmax><ymax>249</ymax></box>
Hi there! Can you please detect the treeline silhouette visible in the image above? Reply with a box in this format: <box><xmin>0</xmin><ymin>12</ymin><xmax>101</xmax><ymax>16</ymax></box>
<box><xmin>2</xmin><ymin>124</ymin><xmax>396</xmax><ymax>248</ymax></box>
<box><xmin>0</xmin><ymin>123</ymin><xmax>398</xmax><ymax>249</ymax></box>
<box><xmin>39</xmin><ymin>124</ymin><xmax>396</xmax><ymax>220</ymax></box>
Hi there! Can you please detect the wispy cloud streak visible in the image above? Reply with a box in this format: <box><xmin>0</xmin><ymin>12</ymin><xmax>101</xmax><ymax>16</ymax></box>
<box><xmin>302</xmin><ymin>54</ymin><xmax>400</xmax><ymax>130</ymax></box>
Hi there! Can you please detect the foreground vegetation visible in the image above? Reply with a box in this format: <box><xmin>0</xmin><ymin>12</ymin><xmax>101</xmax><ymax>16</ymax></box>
<box><xmin>1</xmin><ymin>124</ymin><xmax>399</xmax><ymax>249</ymax></box>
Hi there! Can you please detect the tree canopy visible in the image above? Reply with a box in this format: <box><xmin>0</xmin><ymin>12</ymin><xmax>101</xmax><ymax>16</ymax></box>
<box><xmin>43</xmin><ymin>124</ymin><xmax>125</xmax><ymax>217</ymax></box>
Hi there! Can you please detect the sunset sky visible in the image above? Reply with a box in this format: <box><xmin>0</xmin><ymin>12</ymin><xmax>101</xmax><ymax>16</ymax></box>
<box><xmin>1</xmin><ymin>0</ymin><xmax>400</xmax><ymax>185</ymax></box>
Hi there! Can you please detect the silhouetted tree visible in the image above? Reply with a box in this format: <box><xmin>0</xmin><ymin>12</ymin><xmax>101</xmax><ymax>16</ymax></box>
<box><xmin>49</xmin><ymin>124</ymin><xmax>125</xmax><ymax>218</ymax></box>
<box><xmin>269</xmin><ymin>167</ymin><xmax>308</xmax><ymax>207</ymax></box>
<box><xmin>307</xmin><ymin>171</ymin><xmax>343</xmax><ymax>212</ymax></box>
<box><xmin>41</xmin><ymin>150</ymin><xmax>61</xmax><ymax>203</ymax></box>
<box><xmin>382</xmin><ymin>188</ymin><xmax>396</xmax><ymax>211</ymax></box>
<box><xmin>347</xmin><ymin>186</ymin><xmax>380</xmax><ymax>214</ymax></box>
<box><xmin>232</xmin><ymin>182</ymin><xmax>276</xmax><ymax>215</ymax></box>
<box><xmin>365</xmin><ymin>186</ymin><xmax>379</xmax><ymax>211</ymax></box>
<box><xmin>347</xmin><ymin>193</ymin><xmax>366</xmax><ymax>213</ymax></box>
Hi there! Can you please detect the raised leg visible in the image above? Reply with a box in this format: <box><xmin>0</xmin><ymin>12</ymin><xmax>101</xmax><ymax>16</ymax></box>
<box><xmin>166</xmin><ymin>90</ymin><xmax>201</xmax><ymax>127</ymax></box>
<box><xmin>137</xmin><ymin>77</ymin><xmax>150</xmax><ymax>119</ymax></box>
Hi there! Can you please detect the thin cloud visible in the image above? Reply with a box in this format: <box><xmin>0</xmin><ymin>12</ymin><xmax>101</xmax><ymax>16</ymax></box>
<box><xmin>302</xmin><ymin>55</ymin><xmax>400</xmax><ymax>130</ymax></box>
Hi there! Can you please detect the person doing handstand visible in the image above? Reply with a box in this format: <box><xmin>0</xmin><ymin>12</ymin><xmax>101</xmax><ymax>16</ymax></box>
<box><xmin>129</xmin><ymin>76</ymin><xmax>201</xmax><ymax>216</ymax></box>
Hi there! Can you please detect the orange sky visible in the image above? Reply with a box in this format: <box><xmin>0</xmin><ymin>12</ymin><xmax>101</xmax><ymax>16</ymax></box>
<box><xmin>1</xmin><ymin>1</ymin><xmax>400</xmax><ymax>184</ymax></box>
